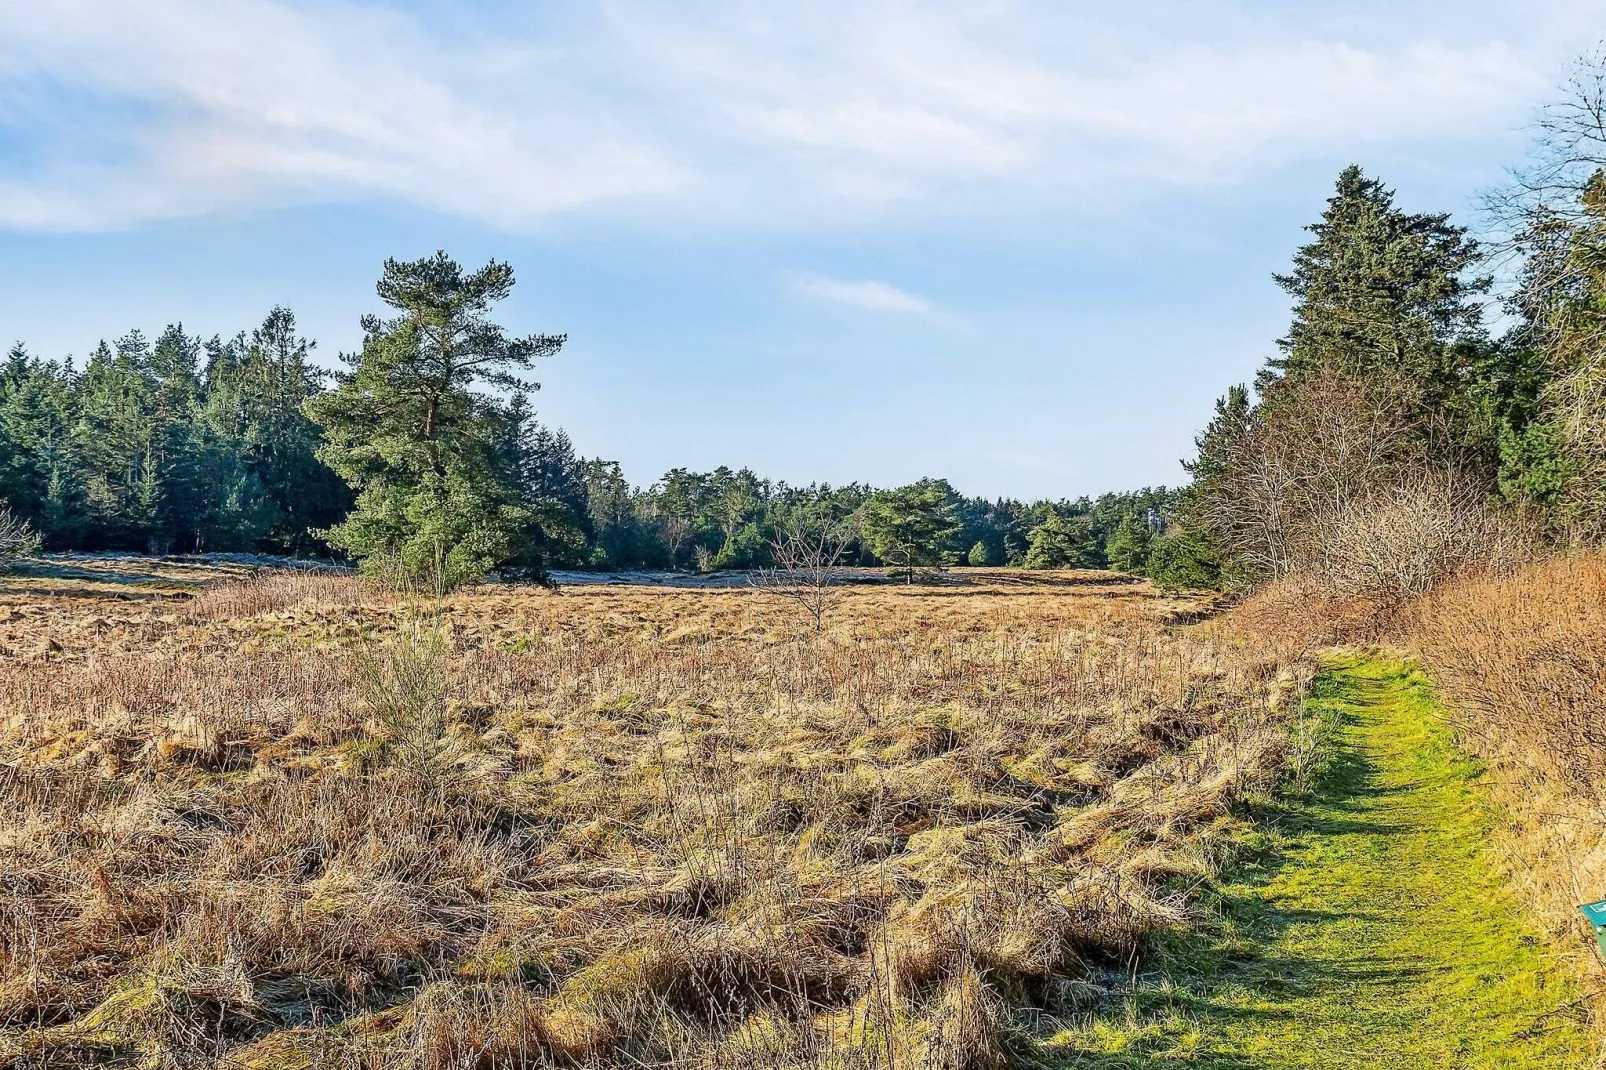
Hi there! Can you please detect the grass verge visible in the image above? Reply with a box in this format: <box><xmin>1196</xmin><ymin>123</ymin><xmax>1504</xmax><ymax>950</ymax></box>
<box><xmin>1050</xmin><ymin>655</ymin><xmax>1598</xmax><ymax>1068</ymax></box>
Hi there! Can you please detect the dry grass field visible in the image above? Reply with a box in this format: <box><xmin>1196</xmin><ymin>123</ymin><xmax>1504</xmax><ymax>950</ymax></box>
<box><xmin>0</xmin><ymin>563</ymin><xmax>1298</xmax><ymax>1068</ymax></box>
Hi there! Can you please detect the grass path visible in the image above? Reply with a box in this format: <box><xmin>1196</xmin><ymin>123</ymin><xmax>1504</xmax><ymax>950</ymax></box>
<box><xmin>1061</xmin><ymin>656</ymin><xmax>1598</xmax><ymax>1068</ymax></box>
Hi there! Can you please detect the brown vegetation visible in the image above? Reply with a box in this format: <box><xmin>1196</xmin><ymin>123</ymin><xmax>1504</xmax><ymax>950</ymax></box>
<box><xmin>0</xmin><ymin>568</ymin><xmax>1294</xmax><ymax>1067</ymax></box>
<box><xmin>1412</xmin><ymin>555</ymin><xmax>1606</xmax><ymax>950</ymax></box>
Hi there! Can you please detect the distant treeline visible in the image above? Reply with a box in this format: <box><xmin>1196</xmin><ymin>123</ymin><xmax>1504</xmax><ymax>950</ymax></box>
<box><xmin>0</xmin><ymin>312</ymin><xmax>1175</xmax><ymax>576</ymax></box>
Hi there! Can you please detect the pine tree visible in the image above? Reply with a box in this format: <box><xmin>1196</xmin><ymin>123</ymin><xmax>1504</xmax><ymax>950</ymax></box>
<box><xmin>1023</xmin><ymin>512</ymin><xmax>1098</xmax><ymax>569</ymax></box>
<box><xmin>859</xmin><ymin>479</ymin><xmax>962</xmax><ymax>582</ymax></box>
<box><xmin>1105</xmin><ymin>513</ymin><xmax>1152</xmax><ymax>573</ymax></box>
<box><xmin>307</xmin><ymin>252</ymin><xmax>573</xmax><ymax>587</ymax></box>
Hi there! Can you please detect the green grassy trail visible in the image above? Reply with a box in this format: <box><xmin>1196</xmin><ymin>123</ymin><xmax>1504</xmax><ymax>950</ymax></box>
<box><xmin>1059</xmin><ymin>656</ymin><xmax>1598</xmax><ymax>1068</ymax></box>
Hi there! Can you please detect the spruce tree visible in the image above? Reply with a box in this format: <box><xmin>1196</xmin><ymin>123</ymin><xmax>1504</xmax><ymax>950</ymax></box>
<box><xmin>74</xmin><ymin>334</ymin><xmax>159</xmax><ymax>548</ymax></box>
<box><xmin>237</xmin><ymin>309</ymin><xmax>349</xmax><ymax>551</ymax></box>
<box><xmin>1267</xmin><ymin>165</ymin><xmax>1488</xmax><ymax>416</ymax></box>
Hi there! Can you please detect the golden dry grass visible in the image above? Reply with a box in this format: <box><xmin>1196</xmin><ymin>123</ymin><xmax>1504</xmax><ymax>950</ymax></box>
<box><xmin>1412</xmin><ymin>555</ymin><xmax>1606</xmax><ymax>963</ymax></box>
<box><xmin>0</xmin><ymin>567</ymin><xmax>1295</xmax><ymax>1068</ymax></box>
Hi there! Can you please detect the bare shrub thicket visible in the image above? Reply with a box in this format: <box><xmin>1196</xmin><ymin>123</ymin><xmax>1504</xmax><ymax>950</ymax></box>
<box><xmin>1547</xmin><ymin>355</ymin><xmax>1606</xmax><ymax>542</ymax></box>
<box><xmin>1412</xmin><ymin>555</ymin><xmax>1606</xmax><ymax>955</ymax></box>
<box><xmin>1196</xmin><ymin>371</ymin><xmax>1525</xmax><ymax>611</ymax></box>
<box><xmin>1312</xmin><ymin>469</ymin><xmax>1532</xmax><ymax>613</ymax></box>
<box><xmin>1193</xmin><ymin>372</ymin><xmax>1421</xmax><ymax>584</ymax></box>
<box><xmin>0</xmin><ymin>505</ymin><xmax>40</xmax><ymax>572</ymax></box>
<box><xmin>0</xmin><ymin>577</ymin><xmax>1294</xmax><ymax>1068</ymax></box>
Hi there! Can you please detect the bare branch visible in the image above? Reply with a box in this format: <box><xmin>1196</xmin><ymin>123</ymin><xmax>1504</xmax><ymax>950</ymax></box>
<box><xmin>0</xmin><ymin>505</ymin><xmax>40</xmax><ymax>572</ymax></box>
<box><xmin>749</xmin><ymin>517</ymin><xmax>853</xmax><ymax>634</ymax></box>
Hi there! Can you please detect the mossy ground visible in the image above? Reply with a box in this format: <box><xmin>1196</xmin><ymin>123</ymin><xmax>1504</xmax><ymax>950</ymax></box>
<box><xmin>1053</xmin><ymin>656</ymin><xmax>1599</xmax><ymax>1068</ymax></box>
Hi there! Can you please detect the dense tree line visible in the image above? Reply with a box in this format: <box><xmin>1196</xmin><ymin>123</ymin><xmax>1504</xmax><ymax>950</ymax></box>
<box><xmin>1168</xmin><ymin>55</ymin><xmax>1606</xmax><ymax>596</ymax></box>
<box><xmin>0</xmin><ymin>311</ymin><xmax>349</xmax><ymax>555</ymax></box>
<box><xmin>0</xmin><ymin>252</ymin><xmax>1173</xmax><ymax>583</ymax></box>
<box><xmin>572</xmin><ymin>468</ymin><xmax>1175</xmax><ymax>576</ymax></box>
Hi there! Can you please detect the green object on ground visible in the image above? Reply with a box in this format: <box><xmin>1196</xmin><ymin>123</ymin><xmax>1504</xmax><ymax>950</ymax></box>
<box><xmin>1053</xmin><ymin>656</ymin><xmax>1598</xmax><ymax>1068</ymax></box>
<box><xmin>1576</xmin><ymin>900</ymin><xmax>1606</xmax><ymax>960</ymax></box>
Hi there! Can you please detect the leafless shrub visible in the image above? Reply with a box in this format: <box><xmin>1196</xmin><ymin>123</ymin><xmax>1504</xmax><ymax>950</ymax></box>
<box><xmin>0</xmin><ymin>505</ymin><xmax>40</xmax><ymax>572</ymax></box>
<box><xmin>1312</xmin><ymin>469</ymin><xmax>1532</xmax><ymax>611</ymax></box>
<box><xmin>749</xmin><ymin>518</ymin><xmax>853</xmax><ymax>634</ymax></box>
<box><xmin>1545</xmin><ymin>355</ymin><xmax>1606</xmax><ymax>543</ymax></box>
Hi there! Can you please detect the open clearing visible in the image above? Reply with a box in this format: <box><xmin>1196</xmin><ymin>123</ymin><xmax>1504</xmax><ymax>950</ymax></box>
<box><xmin>1</xmin><ymin>562</ymin><xmax>1282</xmax><ymax>1067</ymax></box>
<box><xmin>0</xmin><ymin>562</ymin><xmax>1595</xmax><ymax>1066</ymax></box>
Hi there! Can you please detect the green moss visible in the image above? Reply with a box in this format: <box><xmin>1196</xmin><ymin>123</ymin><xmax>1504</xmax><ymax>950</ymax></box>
<box><xmin>1049</xmin><ymin>656</ymin><xmax>1598</xmax><ymax>1068</ymax></box>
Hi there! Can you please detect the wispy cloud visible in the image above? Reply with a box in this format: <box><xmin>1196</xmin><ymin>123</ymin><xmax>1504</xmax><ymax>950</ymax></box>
<box><xmin>0</xmin><ymin>0</ymin><xmax>687</xmax><ymax>229</ymax></box>
<box><xmin>0</xmin><ymin>0</ymin><xmax>1594</xmax><ymax>232</ymax></box>
<box><xmin>794</xmin><ymin>274</ymin><xmax>939</xmax><ymax>316</ymax></box>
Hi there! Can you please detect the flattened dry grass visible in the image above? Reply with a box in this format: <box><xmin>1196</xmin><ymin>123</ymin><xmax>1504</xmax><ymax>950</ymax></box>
<box><xmin>0</xmin><ymin>571</ymin><xmax>1293</xmax><ymax>1067</ymax></box>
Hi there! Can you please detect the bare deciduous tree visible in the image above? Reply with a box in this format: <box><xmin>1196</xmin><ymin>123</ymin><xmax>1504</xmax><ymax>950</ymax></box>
<box><xmin>1192</xmin><ymin>372</ymin><xmax>1419</xmax><ymax>584</ymax></box>
<box><xmin>1483</xmin><ymin>52</ymin><xmax>1606</xmax><ymax>542</ymax></box>
<box><xmin>750</xmin><ymin>518</ymin><xmax>853</xmax><ymax>634</ymax></box>
<box><xmin>1488</xmin><ymin>49</ymin><xmax>1606</xmax><ymax>235</ymax></box>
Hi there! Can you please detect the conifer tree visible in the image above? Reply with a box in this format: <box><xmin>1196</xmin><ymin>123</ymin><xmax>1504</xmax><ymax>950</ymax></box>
<box><xmin>1267</xmin><ymin>165</ymin><xmax>1488</xmax><ymax>419</ymax></box>
<box><xmin>859</xmin><ymin>479</ymin><xmax>962</xmax><ymax>582</ymax></box>
<box><xmin>308</xmin><ymin>252</ymin><xmax>574</xmax><ymax>587</ymax></box>
<box><xmin>1105</xmin><ymin>512</ymin><xmax>1152</xmax><ymax>573</ymax></box>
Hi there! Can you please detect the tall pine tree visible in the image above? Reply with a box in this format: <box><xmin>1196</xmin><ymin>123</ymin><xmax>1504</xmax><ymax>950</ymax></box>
<box><xmin>308</xmin><ymin>252</ymin><xmax>576</xmax><ymax>587</ymax></box>
<box><xmin>1267</xmin><ymin>165</ymin><xmax>1488</xmax><ymax>420</ymax></box>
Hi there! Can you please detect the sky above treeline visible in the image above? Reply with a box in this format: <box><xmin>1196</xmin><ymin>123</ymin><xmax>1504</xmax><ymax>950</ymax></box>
<box><xmin>0</xmin><ymin>1</ymin><xmax>1597</xmax><ymax>498</ymax></box>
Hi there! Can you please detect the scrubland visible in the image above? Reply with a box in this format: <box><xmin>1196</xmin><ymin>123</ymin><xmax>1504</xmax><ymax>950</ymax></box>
<box><xmin>1411</xmin><ymin>556</ymin><xmax>1606</xmax><ymax>958</ymax></box>
<box><xmin>0</xmin><ymin>565</ymin><xmax>1298</xmax><ymax>1068</ymax></box>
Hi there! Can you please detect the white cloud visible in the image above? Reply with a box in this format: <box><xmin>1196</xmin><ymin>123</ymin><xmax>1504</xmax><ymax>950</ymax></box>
<box><xmin>0</xmin><ymin>0</ymin><xmax>688</xmax><ymax>229</ymax></box>
<box><xmin>0</xmin><ymin>0</ymin><xmax>1596</xmax><ymax>231</ymax></box>
<box><xmin>794</xmin><ymin>274</ymin><xmax>939</xmax><ymax>316</ymax></box>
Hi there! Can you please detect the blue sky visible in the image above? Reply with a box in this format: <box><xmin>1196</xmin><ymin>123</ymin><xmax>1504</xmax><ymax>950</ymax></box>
<box><xmin>0</xmin><ymin>1</ymin><xmax>1597</xmax><ymax>499</ymax></box>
